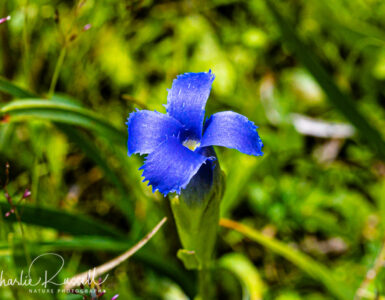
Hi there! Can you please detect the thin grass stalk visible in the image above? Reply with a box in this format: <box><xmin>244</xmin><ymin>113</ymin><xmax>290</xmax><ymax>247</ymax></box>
<box><xmin>48</xmin><ymin>47</ymin><xmax>67</xmax><ymax>98</ymax></box>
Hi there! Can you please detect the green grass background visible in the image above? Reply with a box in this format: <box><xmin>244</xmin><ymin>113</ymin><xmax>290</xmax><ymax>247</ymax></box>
<box><xmin>1</xmin><ymin>0</ymin><xmax>385</xmax><ymax>299</ymax></box>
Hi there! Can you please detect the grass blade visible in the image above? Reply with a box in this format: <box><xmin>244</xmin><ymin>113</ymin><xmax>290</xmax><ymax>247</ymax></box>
<box><xmin>0</xmin><ymin>99</ymin><xmax>126</xmax><ymax>146</ymax></box>
<box><xmin>0</xmin><ymin>77</ymin><xmax>37</xmax><ymax>98</ymax></box>
<box><xmin>219</xmin><ymin>253</ymin><xmax>265</xmax><ymax>300</ymax></box>
<box><xmin>56</xmin><ymin>124</ymin><xmax>124</xmax><ymax>191</ymax></box>
<box><xmin>220</xmin><ymin>218</ymin><xmax>353</xmax><ymax>300</ymax></box>
<box><xmin>56</xmin><ymin>124</ymin><xmax>135</xmax><ymax>222</ymax></box>
<box><xmin>221</xmin><ymin>154</ymin><xmax>260</xmax><ymax>217</ymax></box>
<box><xmin>0</xmin><ymin>202</ymin><xmax>125</xmax><ymax>238</ymax></box>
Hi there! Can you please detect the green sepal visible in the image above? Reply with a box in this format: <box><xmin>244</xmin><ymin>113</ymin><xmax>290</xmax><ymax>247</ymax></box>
<box><xmin>177</xmin><ymin>249</ymin><xmax>200</xmax><ymax>270</ymax></box>
<box><xmin>171</xmin><ymin>161</ymin><xmax>225</xmax><ymax>269</ymax></box>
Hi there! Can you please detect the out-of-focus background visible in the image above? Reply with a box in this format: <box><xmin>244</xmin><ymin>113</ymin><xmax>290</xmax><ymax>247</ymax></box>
<box><xmin>1</xmin><ymin>0</ymin><xmax>385</xmax><ymax>299</ymax></box>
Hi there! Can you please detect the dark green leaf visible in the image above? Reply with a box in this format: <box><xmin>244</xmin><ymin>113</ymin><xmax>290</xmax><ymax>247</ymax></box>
<box><xmin>0</xmin><ymin>99</ymin><xmax>126</xmax><ymax>146</ymax></box>
<box><xmin>0</xmin><ymin>202</ymin><xmax>125</xmax><ymax>238</ymax></box>
<box><xmin>0</xmin><ymin>77</ymin><xmax>37</xmax><ymax>99</ymax></box>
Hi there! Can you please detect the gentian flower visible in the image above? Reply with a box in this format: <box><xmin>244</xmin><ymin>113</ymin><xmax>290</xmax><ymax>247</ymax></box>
<box><xmin>127</xmin><ymin>70</ymin><xmax>263</xmax><ymax>196</ymax></box>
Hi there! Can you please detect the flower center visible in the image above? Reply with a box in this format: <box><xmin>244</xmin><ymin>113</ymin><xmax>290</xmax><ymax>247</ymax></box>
<box><xmin>182</xmin><ymin>139</ymin><xmax>200</xmax><ymax>151</ymax></box>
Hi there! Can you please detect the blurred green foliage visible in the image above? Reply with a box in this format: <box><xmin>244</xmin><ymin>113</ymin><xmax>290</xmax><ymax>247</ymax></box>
<box><xmin>1</xmin><ymin>0</ymin><xmax>385</xmax><ymax>299</ymax></box>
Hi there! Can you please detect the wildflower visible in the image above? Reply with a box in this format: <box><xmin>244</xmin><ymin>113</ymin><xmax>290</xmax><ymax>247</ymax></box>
<box><xmin>83</xmin><ymin>24</ymin><xmax>91</xmax><ymax>31</ymax></box>
<box><xmin>23</xmin><ymin>188</ymin><xmax>31</xmax><ymax>198</ymax></box>
<box><xmin>4</xmin><ymin>188</ymin><xmax>30</xmax><ymax>217</ymax></box>
<box><xmin>3</xmin><ymin>163</ymin><xmax>31</xmax><ymax>218</ymax></box>
<box><xmin>0</xmin><ymin>16</ymin><xmax>10</xmax><ymax>24</ymax></box>
<box><xmin>127</xmin><ymin>71</ymin><xmax>263</xmax><ymax>196</ymax></box>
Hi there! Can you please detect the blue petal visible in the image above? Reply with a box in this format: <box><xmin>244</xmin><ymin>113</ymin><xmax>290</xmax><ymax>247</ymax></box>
<box><xmin>127</xmin><ymin>110</ymin><xmax>183</xmax><ymax>156</ymax></box>
<box><xmin>180</xmin><ymin>146</ymin><xmax>218</xmax><ymax>204</ymax></box>
<box><xmin>200</xmin><ymin>111</ymin><xmax>264</xmax><ymax>156</ymax></box>
<box><xmin>165</xmin><ymin>71</ymin><xmax>215</xmax><ymax>140</ymax></box>
<box><xmin>139</xmin><ymin>136</ymin><xmax>211</xmax><ymax>195</ymax></box>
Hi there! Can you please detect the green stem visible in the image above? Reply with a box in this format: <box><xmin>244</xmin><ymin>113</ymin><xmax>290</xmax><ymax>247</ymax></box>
<box><xmin>14</xmin><ymin>208</ymin><xmax>32</xmax><ymax>267</ymax></box>
<box><xmin>22</xmin><ymin>0</ymin><xmax>30</xmax><ymax>83</ymax></box>
<box><xmin>31</xmin><ymin>156</ymin><xmax>40</xmax><ymax>205</ymax></box>
<box><xmin>0</xmin><ymin>204</ymin><xmax>6</xmax><ymax>240</ymax></box>
<box><xmin>48</xmin><ymin>46</ymin><xmax>67</xmax><ymax>98</ymax></box>
<box><xmin>198</xmin><ymin>267</ymin><xmax>213</xmax><ymax>300</ymax></box>
<box><xmin>6</xmin><ymin>238</ymin><xmax>22</xmax><ymax>300</ymax></box>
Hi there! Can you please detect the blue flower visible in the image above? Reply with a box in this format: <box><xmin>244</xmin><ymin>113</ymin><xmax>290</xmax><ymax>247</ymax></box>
<box><xmin>127</xmin><ymin>71</ymin><xmax>263</xmax><ymax>196</ymax></box>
